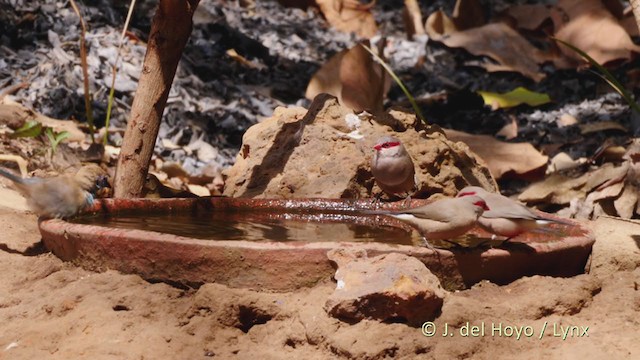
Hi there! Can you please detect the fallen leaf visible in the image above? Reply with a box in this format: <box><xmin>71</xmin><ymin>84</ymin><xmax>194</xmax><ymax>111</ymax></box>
<box><xmin>495</xmin><ymin>116</ymin><xmax>518</xmax><ymax>140</ymax></box>
<box><xmin>435</xmin><ymin>22</ymin><xmax>550</xmax><ymax>81</ymax></box>
<box><xmin>620</xmin><ymin>12</ymin><xmax>639</xmax><ymax>37</ymax></box>
<box><xmin>502</xmin><ymin>4</ymin><xmax>551</xmax><ymax>31</ymax></box>
<box><xmin>546</xmin><ymin>152</ymin><xmax>586</xmax><ymax>174</ymax></box>
<box><xmin>587</xmin><ymin>162</ymin><xmax>628</xmax><ymax>191</ymax></box>
<box><xmin>425</xmin><ymin>9</ymin><xmax>458</xmax><ymax>39</ymax></box>
<box><xmin>614</xmin><ymin>184</ymin><xmax>639</xmax><ymax>218</ymax></box>
<box><xmin>340</xmin><ymin>43</ymin><xmax>389</xmax><ymax>114</ymax></box>
<box><xmin>579</xmin><ymin>121</ymin><xmax>627</xmax><ymax>134</ymax></box>
<box><xmin>306</xmin><ymin>43</ymin><xmax>390</xmax><ymax>114</ymax></box>
<box><xmin>552</xmin><ymin>0</ymin><xmax>640</xmax><ymax>67</ymax></box>
<box><xmin>445</xmin><ymin>128</ymin><xmax>548</xmax><ymax>179</ymax></box>
<box><xmin>161</xmin><ymin>162</ymin><xmax>190</xmax><ymax>179</ymax></box>
<box><xmin>557</xmin><ymin>113</ymin><xmax>578</xmax><ymax>127</ymax></box>
<box><xmin>590</xmin><ymin>181</ymin><xmax>624</xmax><ymax>201</ymax></box>
<box><xmin>187</xmin><ymin>184</ymin><xmax>211</xmax><ymax>197</ymax></box>
<box><xmin>478</xmin><ymin>87</ymin><xmax>551</xmax><ymax>109</ymax></box>
<box><xmin>519</xmin><ymin>173</ymin><xmax>587</xmax><ymax>205</ymax></box>
<box><xmin>403</xmin><ymin>0</ymin><xmax>425</xmax><ymax>38</ymax></box>
<box><xmin>452</xmin><ymin>0</ymin><xmax>485</xmax><ymax>30</ymax></box>
<box><xmin>315</xmin><ymin>0</ymin><xmax>378</xmax><ymax>38</ymax></box>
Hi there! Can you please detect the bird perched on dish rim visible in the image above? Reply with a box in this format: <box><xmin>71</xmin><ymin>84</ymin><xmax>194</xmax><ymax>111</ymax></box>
<box><xmin>456</xmin><ymin>186</ymin><xmax>575</xmax><ymax>239</ymax></box>
<box><xmin>367</xmin><ymin>195</ymin><xmax>489</xmax><ymax>248</ymax></box>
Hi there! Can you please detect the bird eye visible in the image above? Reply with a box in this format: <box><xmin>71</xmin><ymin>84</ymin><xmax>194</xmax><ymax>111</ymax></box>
<box><xmin>381</xmin><ymin>143</ymin><xmax>390</xmax><ymax>148</ymax></box>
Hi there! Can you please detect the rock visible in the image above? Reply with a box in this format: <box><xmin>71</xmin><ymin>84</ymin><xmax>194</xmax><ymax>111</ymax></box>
<box><xmin>324</xmin><ymin>250</ymin><xmax>446</xmax><ymax>326</ymax></box>
<box><xmin>223</xmin><ymin>94</ymin><xmax>496</xmax><ymax>199</ymax></box>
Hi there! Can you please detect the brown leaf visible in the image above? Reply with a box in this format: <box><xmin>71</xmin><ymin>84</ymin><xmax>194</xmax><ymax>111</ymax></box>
<box><xmin>452</xmin><ymin>0</ymin><xmax>485</xmax><ymax>30</ymax></box>
<box><xmin>620</xmin><ymin>12</ymin><xmax>639</xmax><ymax>37</ymax></box>
<box><xmin>436</xmin><ymin>22</ymin><xmax>549</xmax><ymax>81</ymax></box>
<box><xmin>403</xmin><ymin>0</ymin><xmax>425</xmax><ymax>39</ymax></box>
<box><xmin>315</xmin><ymin>0</ymin><xmax>378</xmax><ymax>38</ymax></box>
<box><xmin>519</xmin><ymin>173</ymin><xmax>587</xmax><ymax>205</ymax></box>
<box><xmin>305</xmin><ymin>49</ymin><xmax>347</xmax><ymax>101</ymax></box>
<box><xmin>340</xmin><ymin>43</ymin><xmax>388</xmax><ymax>114</ymax></box>
<box><xmin>495</xmin><ymin>116</ymin><xmax>518</xmax><ymax>140</ymax></box>
<box><xmin>579</xmin><ymin>121</ymin><xmax>628</xmax><ymax>135</ymax></box>
<box><xmin>557</xmin><ymin>113</ymin><xmax>578</xmax><ymax>127</ymax></box>
<box><xmin>425</xmin><ymin>10</ymin><xmax>459</xmax><ymax>39</ymax></box>
<box><xmin>614</xmin><ymin>184</ymin><xmax>639</xmax><ymax>218</ymax></box>
<box><xmin>552</xmin><ymin>0</ymin><xmax>640</xmax><ymax>67</ymax></box>
<box><xmin>306</xmin><ymin>43</ymin><xmax>389</xmax><ymax>114</ymax></box>
<box><xmin>590</xmin><ymin>181</ymin><xmax>624</xmax><ymax>201</ymax></box>
<box><xmin>502</xmin><ymin>4</ymin><xmax>552</xmax><ymax>31</ymax></box>
<box><xmin>444</xmin><ymin>128</ymin><xmax>548</xmax><ymax>180</ymax></box>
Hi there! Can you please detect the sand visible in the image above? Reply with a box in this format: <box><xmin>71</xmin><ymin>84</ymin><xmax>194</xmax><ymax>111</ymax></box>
<box><xmin>0</xmin><ymin>206</ymin><xmax>638</xmax><ymax>359</ymax></box>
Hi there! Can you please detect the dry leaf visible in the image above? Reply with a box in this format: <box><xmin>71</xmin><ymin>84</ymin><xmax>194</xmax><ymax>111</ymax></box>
<box><xmin>519</xmin><ymin>173</ymin><xmax>587</xmax><ymax>204</ymax></box>
<box><xmin>445</xmin><ymin>128</ymin><xmax>548</xmax><ymax>179</ymax></box>
<box><xmin>306</xmin><ymin>43</ymin><xmax>389</xmax><ymax>114</ymax></box>
<box><xmin>305</xmin><ymin>49</ymin><xmax>347</xmax><ymax>101</ymax></box>
<box><xmin>552</xmin><ymin>0</ymin><xmax>640</xmax><ymax>67</ymax></box>
<box><xmin>590</xmin><ymin>181</ymin><xmax>624</xmax><ymax>201</ymax></box>
<box><xmin>425</xmin><ymin>10</ymin><xmax>459</xmax><ymax>39</ymax></box>
<box><xmin>315</xmin><ymin>0</ymin><xmax>378</xmax><ymax>38</ymax></box>
<box><xmin>587</xmin><ymin>162</ymin><xmax>628</xmax><ymax>191</ymax></box>
<box><xmin>452</xmin><ymin>0</ymin><xmax>485</xmax><ymax>30</ymax></box>
<box><xmin>495</xmin><ymin>116</ymin><xmax>518</xmax><ymax>140</ymax></box>
<box><xmin>546</xmin><ymin>152</ymin><xmax>586</xmax><ymax>173</ymax></box>
<box><xmin>557</xmin><ymin>113</ymin><xmax>578</xmax><ymax>127</ymax></box>
<box><xmin>436</xmin><ymin>22</ymin><xmax>550</xmax><ymax>81</ymax></box>
<box><xmin>620</xmin><ymin>12</ymin><xmax>639</xmax><ymax>37</ymax></box>
<box><xmin>614</xmin><ymin>184</ymin><xmax>639</xmax><ymax>218</ymax></box>
<box><xmin>579</xmin><ymin>121</ymin><xmax>627</xmax><ymax>134</ymax></box>
<box><xmin>502</xmin><ymin>4</ymin><xmax>551</xmax><ymax>31</ymax></box>
<box><xmin>340</xmin><ymin>43</ymin><xmax>389</xmax><ymax>114</ymax></box>
<box><xmin>403</xmin><ymin>0</ymin><xmax>425</xmax><ymax>38</ymax></box>
<box><xmin>187</xmin><ymin>184</ymin><xmax>211</xmax><ymax>197</ymax></box>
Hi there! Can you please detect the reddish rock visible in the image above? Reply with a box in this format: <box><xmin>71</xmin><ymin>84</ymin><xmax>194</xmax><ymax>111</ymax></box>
<box><xmin>325</xmin><ymin>250</ymin><xmax>446</xmax><ymax>326</ymax></box>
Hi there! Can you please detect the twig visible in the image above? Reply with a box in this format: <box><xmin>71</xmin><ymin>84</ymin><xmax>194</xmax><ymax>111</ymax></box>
<box><xmin>104</xmin><ymin>0</ymin><xmax>138</xmax><ymax>145</ymax></box>
<box><xmin>69</xmin><ymin>0</ymin><xmax>96</xmax><ymax>143</ymax></box>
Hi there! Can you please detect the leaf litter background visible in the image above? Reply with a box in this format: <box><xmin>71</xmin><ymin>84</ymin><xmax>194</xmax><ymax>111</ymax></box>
<box><xmin>0</xmin><ymin>0</ymin><xmax>638</xmax><ymax>216</ymax></box>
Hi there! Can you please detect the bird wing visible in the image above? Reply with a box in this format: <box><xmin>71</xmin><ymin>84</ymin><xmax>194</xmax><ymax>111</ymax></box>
<box><xmin>482</xmin><ymin>193</ymin><xmax>541</xmax><ymax>220</ymax></box>
<box><xmin>401</xmin><ymin>199</ymin><xmax>460</xmax><ymax>222</ymax></box>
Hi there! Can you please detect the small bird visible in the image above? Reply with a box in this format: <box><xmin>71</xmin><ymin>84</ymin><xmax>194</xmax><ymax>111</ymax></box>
<box><xmin>0</xmin><ymin>164</ymin><xmax>107</xmax><ymax>219</ymax></box>
<box><xmin>371</xmin><ymin>136</ymin><xmax>416</xmax><ymax>200</ymax></box>
<box><xmin>456</xmin><ymin>186</ymin><xmax>574</xmax><ymax>239</ymax></box>
<box><xmin>369</xmin><ymin>195</ymin><xmax>489</xmax><ymax>247</ymax></box>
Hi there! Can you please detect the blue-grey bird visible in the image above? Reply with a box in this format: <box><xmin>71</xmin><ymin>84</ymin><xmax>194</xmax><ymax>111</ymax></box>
<box><xmin>0</xmin><ymin>164</ymin><xmax>106</xmax><ymax>218</ymax></box>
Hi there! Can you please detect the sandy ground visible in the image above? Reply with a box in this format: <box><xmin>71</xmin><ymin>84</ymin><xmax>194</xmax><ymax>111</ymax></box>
<box><xmin>0</xmin><ymin>204</ymin><xmax>639</xmax><ymax>359</ymax></box>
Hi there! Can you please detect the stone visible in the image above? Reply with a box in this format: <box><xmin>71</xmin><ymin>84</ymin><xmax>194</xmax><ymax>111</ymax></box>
<box><xmin>223</xmin><ymin>94</ymin><xmax>496</xmax><ymax>199</ymax></box>
<box><xmin>324</xmin><ymin>250</ymin><xmax>446</xmax><ymax>326</ymax></box>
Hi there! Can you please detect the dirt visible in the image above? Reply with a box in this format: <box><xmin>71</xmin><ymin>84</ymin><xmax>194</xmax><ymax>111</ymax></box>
<box><xmin>0</xmin><ymin>205</ymin><xmax>638</xmax><ymax>359</ymax></box>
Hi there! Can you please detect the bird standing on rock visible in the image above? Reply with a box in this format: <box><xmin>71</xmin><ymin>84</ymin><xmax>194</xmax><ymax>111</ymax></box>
<box><xmin>371</xmin><ymin>136</ymin><xmax>416</xmax><ymax>200</ymax></box>
<box><xmin>456</xmin><ymin>186</ymin><xmax>575</xmax><ymax>239</ymax></box>
<box><xmin>0</xmin><ymin>164</ymin><xmax>107</xmax><ymax>219</ymax></box>
<box><xmin>369</xmin><ymin>195</ymin><xmax>489</xmax><ymax>247</ymax></box>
